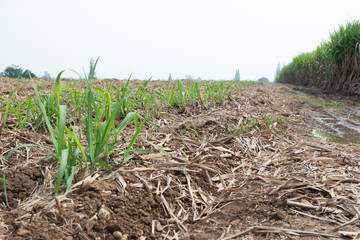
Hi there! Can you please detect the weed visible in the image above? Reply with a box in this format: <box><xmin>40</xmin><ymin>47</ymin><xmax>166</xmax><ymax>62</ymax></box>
<box><xmin>300</xmin><ymin>97</ymin><xmax>342</xmax><ymax>110</ymax></box>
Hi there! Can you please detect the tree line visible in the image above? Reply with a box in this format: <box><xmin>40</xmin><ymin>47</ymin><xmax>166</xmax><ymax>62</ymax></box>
<box><xmin>1</xmin><ymin>59</ymin><xmax>278</xmax><ymax>82</ymax></box>
<box><xmin>0</xmin><ymin>65</ymin><xmax>37</xmax><ymax>79</ymax></box>
<box><xmin>0</xmin><ymin>58</ymin><xmax>97</xmax><ymax>80</ymax></box>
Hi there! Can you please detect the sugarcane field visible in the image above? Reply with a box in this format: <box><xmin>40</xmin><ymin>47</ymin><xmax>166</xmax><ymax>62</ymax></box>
<box><xmin>1</xmin><ymin>2</ymin><xmax>360</xmax><ymax>240</ymax></box>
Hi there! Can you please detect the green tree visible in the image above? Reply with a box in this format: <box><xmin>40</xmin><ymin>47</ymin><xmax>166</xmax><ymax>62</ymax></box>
<box><xmin>0</xmin><ymin>72</ymin><xmax>3</xmax><ymax>77</ymax></box>
<box><xmin>185</xmin><ymin>74</ymin><xmax>194</xmax><ymax>80</ymax></box>
<box><xmin>22</xmin><ymin>69</ymin><xmax>37</xmax><ymax>78</ymax></box>
<box><xmin>234</xmin><ymin>69</ymin><xmax>240</xmax><ymax>81</ymax></box>
<box><xmin>88</xmin><ymin>57</ymin><xmax>97</xmax><ymax>79</ymax></box>
<box><xmin>42</xmin><ymin>71</ymin><xmax>52</xmax><ymax>79</ymax></box>
<box><xmin>168</xmin><ymin>73</ymin><xmax>173</xmax><ymax>81</ymax></box>
<box><xmin>3</xmin><ymin>65</ymin><xmax>23</xmax><ymax>78</ymax></box>
<box><xmin>257</xmin><ymin>77</ymin><xmax>270</xmax><ymax>83</ymax></box>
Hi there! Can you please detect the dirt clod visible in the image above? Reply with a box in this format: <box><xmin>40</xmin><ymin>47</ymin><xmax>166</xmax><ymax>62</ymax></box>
<box><xmin>155</xmin><ymin>221</ymin><xmax>163</xmax><ymax>232</ymax></box>
<box><xmin>113</xmin><ymin>231</ymin><xmax>122</xmax><ymax>239</ymax></box>
<box><xmin>97</xmin><ymin>205</ymin><xmax>111</xmax><ymax>220</ymax></box>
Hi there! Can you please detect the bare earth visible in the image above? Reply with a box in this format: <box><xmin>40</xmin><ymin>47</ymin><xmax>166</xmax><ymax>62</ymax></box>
<box><xmin>1</xmin><ymin>80</ymin><xmax>360</xmax><ymax>240</ymax></box>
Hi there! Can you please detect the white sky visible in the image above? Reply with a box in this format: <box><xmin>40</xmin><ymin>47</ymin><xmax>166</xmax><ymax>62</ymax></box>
<box><xmin>1</xmin><ymin>0</ymin><xmax>359</xmax><ymax>81</ymax></box>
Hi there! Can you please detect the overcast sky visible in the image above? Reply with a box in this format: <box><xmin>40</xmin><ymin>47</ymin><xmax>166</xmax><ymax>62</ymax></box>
<box><xmin>1</xmin><ymin>0</ymin><xmax>359</xmax><ymax>81</ymax></box>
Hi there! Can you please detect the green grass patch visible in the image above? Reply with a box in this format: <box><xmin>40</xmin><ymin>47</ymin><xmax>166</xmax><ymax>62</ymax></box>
<box><xmin>300</xmin><ymin>97</ymin><xmax>342</xmax><ymax>110</ymax></box>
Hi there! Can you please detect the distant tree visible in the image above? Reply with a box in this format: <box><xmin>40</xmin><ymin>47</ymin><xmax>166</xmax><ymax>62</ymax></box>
<box><xmin>42</xmin><ymin>71</ymin><xmax>52</xmax><ymax>79</ymax></box>
<box><xmin>22</xmin><ymin>69</ymin><xmax>37</xmax><ymax>79</ymax></box>
<box><xmin>185</xmin><ymin>74</ymin><xmax>194</xmax><ymax>80</ymax></box>
<box><xmin>0</xmin><ymin>72</ymin><xmax>3</xmax><ymax>77</ymax></box>
<box><xmin>257</xmin><ymin>77</ymin><xmax>270</xmax><ymax>83</ymax></box>
<box><xmin>3</xmin><ymin>65</ymin><xmax>37</xmax><ymax>78</ymax></box>
<box><xmin>234</xmin><ymin>69</ymin><xmax>240</xmax><ymax>81</ymax></box>
<box><xmin>3</xmin><ymin>65</ymin><xmax>24</xmax><ymax>78</ymax></box>
<box><xmin>88</xmin><ymin>57</ymin><xmax>97</xmax><ymax>79</ymax></box>
<box><xmin>274</xmin><ymin>62</ymin><xmax>281</xmax><ymax>82</ymax></box>
<box><xmin>168</xmin><ymin>73</ymin><xmax>173</xmax><ymax>81</ymax></box>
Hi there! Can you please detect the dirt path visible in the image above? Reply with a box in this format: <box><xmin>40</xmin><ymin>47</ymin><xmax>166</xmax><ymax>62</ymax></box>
<box><xmin>1</xmin><ymin>82</ymin><xmax>360</xmax><ymax>240</ymax></box>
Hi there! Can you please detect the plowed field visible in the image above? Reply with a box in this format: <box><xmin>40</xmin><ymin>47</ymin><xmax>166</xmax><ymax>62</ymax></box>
<box><xmin>1</xmin><ymin>79</ymin><xmax>360</xmax><ymax>240</ymax></box>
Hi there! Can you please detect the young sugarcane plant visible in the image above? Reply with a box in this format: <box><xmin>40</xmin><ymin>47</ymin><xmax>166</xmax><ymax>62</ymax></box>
<box><xmin>82</xmin><ymin>58</ymin><xmax>139</xmax><ymax>171</ymax></box>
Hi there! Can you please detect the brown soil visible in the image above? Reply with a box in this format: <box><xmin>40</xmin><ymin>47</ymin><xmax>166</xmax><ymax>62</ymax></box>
<box><xmin>1</xmin><ymin>79</ymin><xmax>360</xmax><ymax>240</ymax></box>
